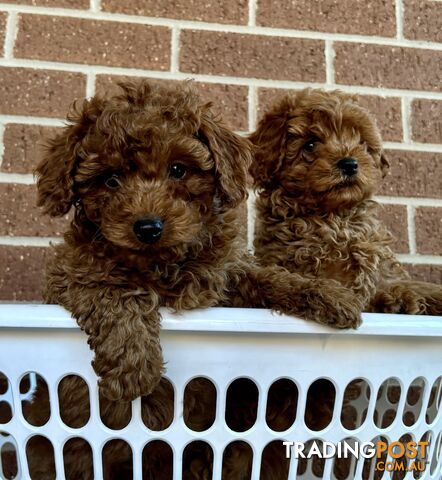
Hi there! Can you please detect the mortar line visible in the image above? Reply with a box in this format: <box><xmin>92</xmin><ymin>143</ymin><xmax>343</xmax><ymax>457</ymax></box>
<box><xmin>3</xmin><ymin>11</ymin><xmax>17</xmax><ymax>59</ymax></box>
<box><xmin>248</xmin><ymin>85</ymin><xmax>258</xmax><ymax>132</ymax></box>
<box><xmin>0</xmin><ymin>115</ymin><xmax>64</xmax><ymax>126</ymax></box>
<box><xmin>247</xmin><ymin>190</ymin><xmax>256</xmax><ymax>252</ymax></box>
<box><xmin>0</xmin><ymin>236</ymin><xmax>61</xmax><ymax>247</ymax></box>
<box><xmin>170</xmin><ymin>27</ymin><xmax>180</xmax><ymax>73</ymax></box>
<box><xmin>384</xmin><ymin>142</ymin><xmax>442</xmax><ymax>152</ymax></box>
<box><xmin>325</xmin><ymin>40</ymin><xmax>335</xmax><ymax>85</ymax></box>
<box><xmin>406</xmin><ymin>205</ymin><xmax>417</xmax><ymax>254</ymax></box>
<box><xmin>86</xmin><ymin>72</ymin><xmax>96</xmax><ymax>98</ymax></box>
<box><xmin>397</xmin><ymin>254</ymin><xmax>442</xmax><ymax>265</ymax></box>
<box><xmin>376</xmin><ymin>196</ymin><xmax>442</xmax><ymax>207</ymax></box>
<box><xmin>0</xmin><ymin>172</ymin><xmax>34</xmax><ymax>184</ymax></box>
<box><xmin>248</xmin><ymin>0</ymin><xmax>257</xmax><ymax>26</ymax></box>
<box><xmin>401</xmin><ymin>97</ymin><xmax>411</xmax><ymax>143</ymax></box>
<box><xmin>395</xmin><ymin>0</ymin><xmax>404</xmax><ymax>40</ymax></box>
<box><xmin>90</xmin><ymin>0</ymin><xmax>101</xmax><ymax>12</ymax></box>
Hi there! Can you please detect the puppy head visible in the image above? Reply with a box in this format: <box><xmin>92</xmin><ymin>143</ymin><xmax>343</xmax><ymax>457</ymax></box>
<box><xmin>35</xmin><ymin>80</ymin><xmax>251</xmax><ymax>254</ymax></box>
<box><xmin>250</xmin><ymin>88</ymin><xmax>389</xmax><ymax>211</ymax></box>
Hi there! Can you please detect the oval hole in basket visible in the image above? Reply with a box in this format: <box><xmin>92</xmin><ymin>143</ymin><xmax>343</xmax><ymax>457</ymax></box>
<box><xmin>374</xmin><ymin>378</ymin><xmax>401</xmax><ymax>429</ymax></box>
<box><xmin>332</xmin><ymin>437</ymin><xmax>358</xmax><ymax>480</ymax></box>
<box><xmin>260</xmin><ymin>440</ymin><xmax>289</xmax><ymax>479</ymax></box>
<box><xmin>1</xmin><ymin>437</ymin><xmax>18</xmax><ymax>480</ymax></box>
<box><xmin>63</xmin><ymin>437</ymin><xmax>93</xmax><ymax>480</ymax></box>
<box><xmin>391</xmin><ymin>433</ymin><xmax>413</xmax><ymax>480</ymax></box>
<box><xmin>403</xmin><ymin>377</ymin><xmax>425</xmax><ymax>427</ymax></box>
<box><xmin>183</xmin><ymin>377</ymin><xmax>216</xmax><ymax>432</ymax></box>
<box><xmin>102</xmin><ymin>439</ymin><xmax>133</xmax><ymax>479</ymax></box>
<box><xmin>266</xmin><ymin>378</ymin><xmax>298</xmax><ymax>432</ymax></box>
<box><xmin>99</xmin><ymin>391</ymin><xmax>131</xmax><ymax>430</ymax></box>
<box><xmin>426</xmin><ymin>376</ymin><xmax>442</xmax><ymax>425</ymax></box>
<box><xmin>58</xmin><ymin>375</ymin><xmax>90</xmax><ymax>428</ymax></box>
<box><xmin>430</xmin><ymin>431</ymin><xmax>441</xmax><ymax>476</ymax></box>
<box><xmin>142</xmin><ymin>440</ymin><xmax>173</xmax><ymax>480</ymax></box>
<box><xmin>225</xmin><ymin>378</ymin><xmax>258</xmax><ymax>432</ymax></box>
<box><xmin>222</xmin><ymin>441</ymin><xmax>252</xmax><ymax>480</ymax></box>
<box><xmin>297</xmin><ymin>438</ymin><xmax>325</xmax><ymax>478</ymax></box>
<box><xmin>362</xmin><ymin>435</ymin><xmax>389</xmax><ymax>480</ymax></box>
<box><xmin>413</xmin><ymin>431</ymin><xmax>432</xmax><ymax>480</ymax></box>
<box><xmin>341</xmin><ymin>378</ymin><xmax>370</xmax><ymax>430</ymax></box>
<box><xmin>0</xmin><ymin>402</ymin><xmax>12</xmax><ymax>424</ymax></box>
<box><xmin>26</xmin><ymin>435</ymin><xmax>56</xmax><ymax>479</ymax></box>
<box><xmin>0</xmin><ymin>372</ymin><xmax>9</xmax><ymax>395</ymax></box>
<box><xmin>21</xmin><ymin>373</ymin><xmax>50</xmax><ymax>427</ymax></box>
<box><xmin>305</xmin><ymin>378</ymin><xmax>335</xmax><ymax>431</ymax></box>
<box><xmin>141</xmin><ymin>378</ymin><xmax>174</xmax><ymax>431</ymax></box>
<box><xmin>183</xmin><ymin>441</ymin><xmax>213</xmax><ymax>480</ymax></box>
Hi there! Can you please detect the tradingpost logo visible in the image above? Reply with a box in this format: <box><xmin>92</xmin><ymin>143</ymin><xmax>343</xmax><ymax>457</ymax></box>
<box><xmin>283</xmin><ymin>439</ymin><xmax>429</xmax><ymax>474</ymax></box>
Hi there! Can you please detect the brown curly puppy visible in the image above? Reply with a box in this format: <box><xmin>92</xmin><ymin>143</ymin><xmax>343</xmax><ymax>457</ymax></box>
<box><xmin>250</xmin><ymin>88</ymin><xmax>442</xmax><ymax>316</ymax></box>
<box><xmin>32</xmin><ymin>81</ymin><xmax>362</xmax><ymax>479</ymax></box>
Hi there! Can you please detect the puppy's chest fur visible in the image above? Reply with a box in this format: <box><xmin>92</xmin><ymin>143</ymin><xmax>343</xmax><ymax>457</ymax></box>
<box><xmin>255</xmin><ymin>196</ymin><xmax>404</xmax><ymax>304</ymax></box>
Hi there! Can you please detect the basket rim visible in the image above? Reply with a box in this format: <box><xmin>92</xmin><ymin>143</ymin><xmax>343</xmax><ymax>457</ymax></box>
<box><xmin>0</xmin><ymin>304</ymin><xmax>441</xmax><ymax>337</ymax></box>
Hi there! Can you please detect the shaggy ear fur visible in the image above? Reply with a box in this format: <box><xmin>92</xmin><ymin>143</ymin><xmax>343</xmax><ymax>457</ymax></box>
<box><xmin>200</xmin><ymin>115</ymin><xmax>252</xmax><ymax>210</ymax></box>
<box><xmin>35</xmin><ymin>97</ymin><xmax>104</xmax><ymax>216</ymax></box>
<box><xmin>248</xmin><ymin>110</ymin><xmax>288</xmax><ymax>190</ymax></box>
<box><xmin>380</xmin><ymin>151</ymin><xmax>390</xmax><ymax>178</ymax></box>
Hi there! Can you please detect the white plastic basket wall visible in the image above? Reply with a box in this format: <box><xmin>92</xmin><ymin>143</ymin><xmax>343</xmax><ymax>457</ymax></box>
<box><xmin>0</xmin><ymin>305</ymin><xmax>441</xmax><ymax>480</ymax></box>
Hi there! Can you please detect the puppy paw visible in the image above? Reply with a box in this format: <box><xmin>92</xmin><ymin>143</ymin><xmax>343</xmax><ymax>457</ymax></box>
<box><xmin>372</xmin><ymin>282</ymin><xmax>442</xmax><ymax>315</ymax></box>
<box><xmin>98</xmin><ymin>362</ymin><xmax>164</xmax><ymax>402</ymax></box>
<box><xmin>305</xmin><ymin>284</ymin><xmax>363</xmax><ymax>329</ymax></box>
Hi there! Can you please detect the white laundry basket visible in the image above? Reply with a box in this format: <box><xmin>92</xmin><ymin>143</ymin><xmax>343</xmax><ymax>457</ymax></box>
<box><xmin>0</xmin><ymin>305</ymin><xmax>441</xmax><ymax>480</ymax></box>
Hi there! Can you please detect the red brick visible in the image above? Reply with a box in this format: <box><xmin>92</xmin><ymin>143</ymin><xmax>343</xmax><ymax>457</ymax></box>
<box><xmin>0</xmin><ymin>246</ymin><xmax>47</xmax><ymax>301</ymax></box>
<box><xmin>404</xmin><ymin>0</ymin><xmax>442</xmax><ymax>43</ymax></box>
<box><xmin>95</xmin><ymin>75</ymin><xmax>249</xmax><ymax>131</ymax></box>
<box><xmin>411</xmin><ymin>100</ymin><xmax>442</xmax><ymax>144</ymax></box>
<box><xmin>258</xmin><ymin>88</ymin><xmax>402</xmax><ymax>142</ymax></box>
<box><xmin>415</xmin><ymin>207</ymin><xmax>442</xmax><ymax>255</ymax></box>
<box><xmin>257</xmin><ymin>0</ymin><xmax>396</xmax><ymax>36</ymax></box>
<box><xmin>405</xmin><ymin>264</ymin><xmax>442</xmax><ymax>284</ymax></box>
<box><xmin>1</xmin><ymin>124</ymin><xmax>61</xmax><ymax>174</ymax></box>
<box><xmin>102</xmin><ymin>0</ymin><xmax>249</xmax><ymax>25</ymax></box>
<box><xmin>180</xmin><ymin>30</ymin><xmax>325</xmax><ymax>82</ymax></box>
<box><xmin>15</xmin><ymin>14</ymin><xmax>171</xmax><ymax>70</ymax></box>
<box><xmin>379</xmin><ymin>150</ymin><xmax>442</xmax><ymax>199</ymax></box>
<box><xmin>378</xmin><ymin>204</ymin><xmax>409</xmax><ymax>254</ymax></box>
<box><xmin>0</xmin><ymin>184</ymin><xmax>69</xmax><ymax>237</ymax></box>
<box><xmin>334</xmin><ymin>43</ymin><xmax>442</xmax><ymax>92</ymax></box>
<box><xmin>0</xmin><ymin>0</ymin><xmax>88</xmax><ymax>7</ymax></box>
<box><xmin>0</xmin><ymin>67</ymin><xmax>86</xmax><ymax>117</ymax></box>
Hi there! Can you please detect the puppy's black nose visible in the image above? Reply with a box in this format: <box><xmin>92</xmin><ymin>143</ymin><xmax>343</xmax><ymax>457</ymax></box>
<box><xmin>337</xmin><ymin>157</ymin><xmax>358</xmax><ymax>177</ymax></box>
<box><xmin>133</xmin><ymin>218</ymin><xmax>163</xmax><ymax>244</ymax></box>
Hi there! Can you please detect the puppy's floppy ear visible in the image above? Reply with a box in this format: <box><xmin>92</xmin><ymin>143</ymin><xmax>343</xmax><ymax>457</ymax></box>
<box><xmin>248</xmin><ymin>111</ymin><xmax>288</xmax><ymax>190</ymax></box>
<box><xmin>380</xmin><ymin>151</ymin><xmax>390</xmax><ymax>178</ymax></box>
<box><xmin>200</xmin><ymin>114</ymin><xmax>252</xmax><ymax>210</ymax></box>
<box><xmin>35</xmin><ymin>97</ymin><xmax>103</xmax><ymax>216</ymax></box>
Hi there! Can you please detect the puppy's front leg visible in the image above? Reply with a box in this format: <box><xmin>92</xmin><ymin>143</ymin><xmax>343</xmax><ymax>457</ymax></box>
<box><xmin>372</xmin><ymin>281</ymin><xmax>442</xmax><ymax>315</ymax></box>
<box><xmin>68</xmin><ymin>287</ymin><xmax>164</xmax><ymax>402</ymax></box>
<box><xmin>228</xmin><ymin>263</ymin><xmax>363</xmax><ymax>328</ymax></box>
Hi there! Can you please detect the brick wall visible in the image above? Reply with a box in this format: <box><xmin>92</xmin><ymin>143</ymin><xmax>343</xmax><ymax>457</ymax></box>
<box><xmin>0</xmin><ymin>0</ymin><xmax>441</xmax><ymax>301</ymax></box>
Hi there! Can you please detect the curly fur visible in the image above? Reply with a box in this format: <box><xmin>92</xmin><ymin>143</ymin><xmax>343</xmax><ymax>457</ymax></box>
<box><xmin>250</xmin><ymin>88</ymin><xmax>442</xmax><ymax>316</ymax></box>
<box><xmin>29</xmin><ymin>81</ymin><xmax>364</xmax><ymax>479</ymax></box>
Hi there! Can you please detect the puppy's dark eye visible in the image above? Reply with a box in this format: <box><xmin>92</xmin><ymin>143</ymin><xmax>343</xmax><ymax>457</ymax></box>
<box><xmin>105</xmin><ymin>174</ymin><xmax>121</xmax><ymax>189</ymax></box>
<box><xmin>169</xmin><ymin>163</ymin><xmax>187</xmax><ymax>180</ymax></box>
<box><xmin>303</xmin><ymin>137</ymin><xmax>320</xmax><ymax>153</ymax></box>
